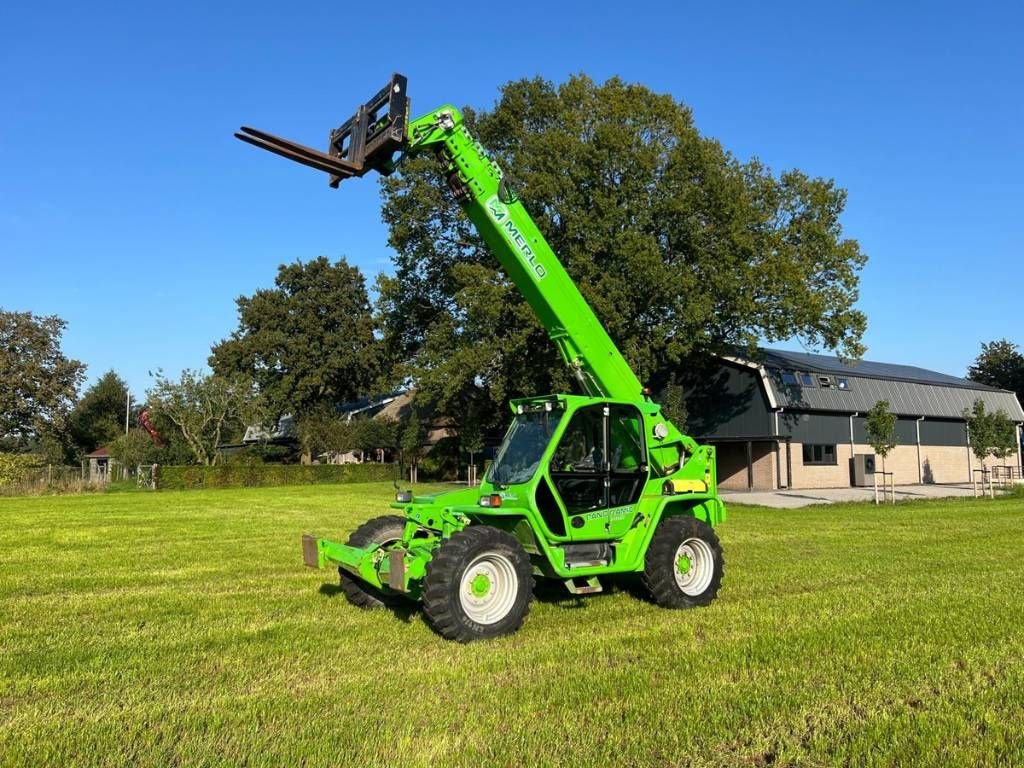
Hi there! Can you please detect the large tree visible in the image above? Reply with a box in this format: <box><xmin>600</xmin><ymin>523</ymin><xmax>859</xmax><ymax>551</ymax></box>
<box><xmin>68</xmin><ymin>370</ymin><xmax>129</xmax><ymax>454</ymax></box>
<box><xmin>0</xmin><ymin>309</ymin><xmax>86</xmax><ymax>451</ymax></box>
<box><xmin>210</xmin><ymin>257</ymin><xmax>380</xmax><ymax>426</ymax></box>
<box><xmin>376</xmin><ymin>75</ymin><xmax>867</xmax><ymax>426</ymax></box>
<box><xmin>968</xmin><ymin>339</ymin><xmax>1024</xmax><ymax>404</ymax></box>
<box><xmin>147</xmin><ymin>369</ymin><xmax>262</xmax><ymax>466</ymax></box>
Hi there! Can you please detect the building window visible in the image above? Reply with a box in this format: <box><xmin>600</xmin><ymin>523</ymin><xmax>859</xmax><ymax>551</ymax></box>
<box><xmin>799</xmin><ymin>372</ymin><xmax>816</xmax><ymax>387</ymax></box>
<box><xmin>802</xmin><ymin>444</ymin><xmax>837</xmax><ymax>465</ymax></box>
<box><xmin>781</xmin><ymin>370</ymin><xmax>798</xmax><ymax>386</ymax></box>
<box><xmin>837</xmin><ymin>377</ymin><xmax>850</xmax><ymax>390</ymax></box>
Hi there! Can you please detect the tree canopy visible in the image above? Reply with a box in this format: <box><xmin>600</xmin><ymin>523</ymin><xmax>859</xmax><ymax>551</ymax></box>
<box><xmin>377</xmin><ymin>75</ymin><xmax>867</xmax><ymax>425</ymax></box>
<box><xmin>964</xmin><ymin>399</ymin><xmax>1017</xmax><ymax>465</ymax></box>
<box><xmin>147</xmin><ymin>369</ymin><xmax>262</xmax><ymax>466</ymax></box>
<box><xmin>109</xmin><ymin>428</ymin><xmax>160</xmax><ymax>469</ymax></box>
<box><xmin>968</xmin><ymin>339</ymin><xmax>1024</xmax><ymax>404</ymax></box>
<box><xmin>293</xmin><ymin>404</ymin><xmax>356</xmax><ymax>463</ymax></box>
<box><xmin>0</xmin><ymin>309</ymin><xmax>86</xmax><ymax>451</ymax></box>
<box><xmin>210</xmin><ymin>257</ymin><xmax>379</xmax><ymax>423</ymax></box>
<box><xmin>864</xmin><ymin>400</ymin><xmax>898</xmax><ymax>469</ymax></box>
<box><xmin>68</xmin><ymin>370</ymin><xmax>129</xmax><ymax>454</ymax></box>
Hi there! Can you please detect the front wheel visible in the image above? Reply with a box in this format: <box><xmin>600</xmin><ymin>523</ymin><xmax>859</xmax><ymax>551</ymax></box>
<box><xmin>422</xmin><ymin>526</ymin><xmax>533</xmax><ymax>642</ymax></box>
<box><xmin>643</xmin><ymin>516</ymin><xmax>724</xmax><ymax>608</ymax></box>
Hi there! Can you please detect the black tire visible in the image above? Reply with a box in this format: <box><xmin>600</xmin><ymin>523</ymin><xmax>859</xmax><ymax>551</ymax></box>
<box><xmin>422</xmin><ymin>526</ymin><xmax>534</xmax><ymax>642</ymax></box>
<box><xmin>643</xmin><ymin>515</ymin><xmax>724</xmax><ymax>608</ymax></box>
<box><xmin>340</xmin><ymin>515</ymin><xmax>407</xmax><ymax>609</ymax></box>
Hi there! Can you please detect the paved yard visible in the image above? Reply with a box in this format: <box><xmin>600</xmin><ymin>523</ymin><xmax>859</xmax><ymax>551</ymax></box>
<box><xmin>721</xmin><ymin>482</ymin><xmax>1011</xmax><ymax>508</ymax></box>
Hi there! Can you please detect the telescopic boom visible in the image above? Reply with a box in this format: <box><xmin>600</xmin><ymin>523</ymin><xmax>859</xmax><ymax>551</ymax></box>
<box><xmin>236</xmin><ymin>73</ymin><xmax>699</xmax><ymax>462</ymax></box>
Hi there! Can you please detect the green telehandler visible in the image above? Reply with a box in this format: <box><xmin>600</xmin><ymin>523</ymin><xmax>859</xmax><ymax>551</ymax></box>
<box><xmin>236</xmin><ymin>74</ymin><xmax>726</xmax><ymax>641</ymax></box>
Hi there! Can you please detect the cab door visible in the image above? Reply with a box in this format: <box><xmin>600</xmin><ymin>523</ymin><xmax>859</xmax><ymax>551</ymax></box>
<box><xmin>547</xmin><ymin>403</ymin><xmax>648</xmax><ymax>540</ymax></box>
<box><xmin>605</xmin><ymin>404</ymin><xmax>649</xmax><ymax>537</ymax></box>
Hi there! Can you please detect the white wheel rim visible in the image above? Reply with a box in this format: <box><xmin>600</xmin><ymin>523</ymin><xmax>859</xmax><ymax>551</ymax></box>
<box><xmin>673</xmin><ymin>537</ymin><xmax>715</xmax><ymax>596</ymax></box>
<box><xmin>459</xmin><ymin>553</ymin><xmax>519</xmax><ymax>625</ymax></box>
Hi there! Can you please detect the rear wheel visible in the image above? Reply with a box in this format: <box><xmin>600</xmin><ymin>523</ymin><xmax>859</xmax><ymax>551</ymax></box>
<box><xmin>422</xmin><ymin>526</ymin><xmax>533</xmax><ymax>642</ymax></box>
<box><xmin>340</xmin><ymin>515</ymin><xmax>407</xmax><ymax>609</ymax></box>
<box><xmin>643</xmin><ymin>516</ymin><xmax>724</xmax><ymax>608</ymax></box>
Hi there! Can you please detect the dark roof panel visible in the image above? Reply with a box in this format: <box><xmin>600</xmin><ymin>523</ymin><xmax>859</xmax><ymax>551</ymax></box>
<box><xmin>729</xmin><ymin>348</ymin><xmax>1024</xmax><ymax>421</ymax></box>
<box><xmin>759</xmin><ymin>348</ymin><xmax>996</xmax><ymax>391</ymax></box>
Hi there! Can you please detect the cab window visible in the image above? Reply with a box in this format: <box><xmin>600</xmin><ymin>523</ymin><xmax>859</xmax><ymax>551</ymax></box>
<box><xmin>551</xmin><ymin>406</ymin><xmax>605</xmax><ymax>473</ymax></box>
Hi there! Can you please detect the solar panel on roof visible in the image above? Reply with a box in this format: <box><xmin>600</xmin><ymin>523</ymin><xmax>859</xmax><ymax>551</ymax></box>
<box><xmin>758</xmin><ymin>348</ymin><xmax>991</xmax><ymax>390</ymax></box>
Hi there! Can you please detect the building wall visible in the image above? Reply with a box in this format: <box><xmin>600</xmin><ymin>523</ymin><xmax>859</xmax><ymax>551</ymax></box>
<box><xmin>784</xmin><ymin>441</ymin><xmax>858</xmax><ymax>489</ymax></box>
<box><xmin>783</xmin><ymin>441</ymin><xmax>1020</xmax><ymax>488</ymax></box>
<box><xmin>918</xmin><ymin>445</ymin><xmax>974</xmax><ymax>484</ymax></box>
<box><xmin>715</xmin><ymin>441</ymin><xmax>777</xmax><ymax>491</ymax></box>
<box><xmin>753</xmin><ymin>444</ymin><xmax>776</xmax><ymax>490</ymax></box>
<box><xmin>716</xmin><ymin>444</ymin><xmax>743</xmax><ymax>490</ymax></box>
<box><xmin>686</xmin><ymin>363</ymin><xmax>773</xmax><ymax>439</ymax></box>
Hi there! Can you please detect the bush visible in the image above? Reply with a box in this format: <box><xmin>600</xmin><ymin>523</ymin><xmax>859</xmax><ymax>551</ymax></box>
<box><xmin>415</xmin><ymin>436</ymin><xmax>461</xmax><ymax>481</ymax></box>
<box><xmin>0</xmin><ymin>453</ymin><xmax>46</xmax><ymax>486</ymax></box>
<box><xmin>155</xmin><ymin>462</ymin><xmax>396</xmax><ymax>490</ymax></box>
<box><xmin>222</xmin><ymin>444</ymin><xmax>295</xmax><ymax>465</ymax></box>
<box><xmin>1001</xmin><ymin>483</ymin><xmax>1024</xmax><ymax>500</ymax></box>
<box><xmin>0</xmin><ymin>456</ymin><xmax>97</xmax><ymax>496</ymax></box>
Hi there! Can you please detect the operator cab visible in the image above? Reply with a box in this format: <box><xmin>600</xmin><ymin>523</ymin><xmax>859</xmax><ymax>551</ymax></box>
<box><xmin>488</xmin><ymin>396</ymin><xmax>650</xmax><ymax>541</ymax></box>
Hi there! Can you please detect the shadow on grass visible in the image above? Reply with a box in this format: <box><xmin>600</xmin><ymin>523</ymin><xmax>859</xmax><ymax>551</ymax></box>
<box><xmin>316</xmin><ymin>573</ymin><xmax>651</xmax><ymax>627</ymax></box>
<box><xmin>531</xmin><ymin>574</ymin><xmax>652</xmax><ymax>608</ymax></box>
<box><xmin>317</xmin><ymin>580</ymin><xmax>421</xmax><ymax>622</ymax></box>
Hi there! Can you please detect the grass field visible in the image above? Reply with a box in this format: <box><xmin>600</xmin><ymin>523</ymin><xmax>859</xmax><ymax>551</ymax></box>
<box><xmin>2</xmin><ymin>484</ymin><xmax>1023</xmax><ymax>767</ymax></box>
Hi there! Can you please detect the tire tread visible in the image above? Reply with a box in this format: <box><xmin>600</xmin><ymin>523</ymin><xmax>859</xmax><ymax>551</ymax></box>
<box><xmin>422</xmin><ymin>526</ymin><xmax>533</xmax><ymax>642</ymax></box>
<box><xmin>642</xmin><ymin>515</ymin><xmax>724</xmax><ymax>608</ymax></box>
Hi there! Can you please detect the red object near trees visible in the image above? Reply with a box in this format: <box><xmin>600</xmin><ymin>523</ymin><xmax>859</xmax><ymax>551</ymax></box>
<box><xmin>138</xmin><ymin>409</ymin><xmax>162</xmax><ymax>446</ymax></box>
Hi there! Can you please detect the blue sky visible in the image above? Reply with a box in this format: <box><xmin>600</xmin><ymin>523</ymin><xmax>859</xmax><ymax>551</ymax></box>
<box><xmin>2</xmin><ymin>1</ymin><xmax>1022</xmax><ymax>399</ymax></box>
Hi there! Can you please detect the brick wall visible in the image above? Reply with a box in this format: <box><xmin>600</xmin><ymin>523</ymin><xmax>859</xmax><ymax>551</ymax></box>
<box><xmin>716</xmin><ymin>441</ymin><xmax>777</xmax><ymax>491</ymax></box>
<box><xmin>783</xmin><ymin>441</ymin><xmax>1020</xmax><ymax>488</ymax></box>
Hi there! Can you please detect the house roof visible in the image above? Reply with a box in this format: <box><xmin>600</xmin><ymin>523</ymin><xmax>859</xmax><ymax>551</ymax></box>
<box><xmin>730</xmin><ymin>348</ymin><xmax>1024</xmax><ymax>421</ymax></box>
<box><xmin>375</xmin><ymin>391</ymin><xmax>413</xmax><ymax>421</ymax></box>
<box><xmin>86</xmin><ymin>446</ymin><xmax>112</xmax><ymax>458</ymax></box>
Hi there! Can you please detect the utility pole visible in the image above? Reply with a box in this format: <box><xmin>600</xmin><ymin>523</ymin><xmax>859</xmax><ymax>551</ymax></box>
<box><xmin>125</xmin><ymin>391</ymin><xmax>131</xmax><ymax>434</ymax></box>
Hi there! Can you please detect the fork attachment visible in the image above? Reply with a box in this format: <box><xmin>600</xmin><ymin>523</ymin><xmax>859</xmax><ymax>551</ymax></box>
<box><xmin>235</xmin><ymin>73</ymin><xmax>409</xmax><ymax>187</ymax></box>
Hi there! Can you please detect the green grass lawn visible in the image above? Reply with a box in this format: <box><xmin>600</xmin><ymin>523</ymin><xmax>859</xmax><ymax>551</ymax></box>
<box><xmin>2</xmin><ymin>484</ymin><xmax>1023</xmax><ymax>767</ymax></box>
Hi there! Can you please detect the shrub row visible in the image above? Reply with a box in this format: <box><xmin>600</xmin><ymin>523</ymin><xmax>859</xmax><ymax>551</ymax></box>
<box><xmin>0</xmin><ymin>453</ymin><xmax>46</xmax><ymax>487</ymax></box>
<box><xmin>156</xmin><ymin>462</ymin><xmax>396</xmax><ymax>490</ymax></box>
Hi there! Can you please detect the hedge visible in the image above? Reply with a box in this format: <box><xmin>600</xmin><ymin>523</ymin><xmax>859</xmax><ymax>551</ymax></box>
<box><xmin>0</xmin><ymin>453</ymin><xmax>46</xmax><ymax>487</ymax></box>
<box><xmin>156</xmin><ymin>462</ymin><xmax>396</xmax><ymax>490</ymax></box>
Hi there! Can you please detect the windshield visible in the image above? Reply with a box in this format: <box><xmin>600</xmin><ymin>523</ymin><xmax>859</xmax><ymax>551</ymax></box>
<box><xmin>487</xmin><ymin>409</ymin><xmax>563</xmax><ymax>486</ymax></box>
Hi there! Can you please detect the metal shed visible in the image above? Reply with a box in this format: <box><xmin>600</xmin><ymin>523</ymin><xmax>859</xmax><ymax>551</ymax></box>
<box><xmin>685</xmin><ymin>349</ymin><xmax>1023</xmax><ymax>491</ymax></box>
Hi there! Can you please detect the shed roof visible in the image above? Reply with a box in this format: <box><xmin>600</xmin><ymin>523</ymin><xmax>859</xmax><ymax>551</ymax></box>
<box><xmin>733</xmin><ymin>348</ymin><xmax>1024</xmax><ymax>421</ymax></box>
<box><xmin>86</xmin><ymin>446</ymin><xmax>112</xmax><ymax>458</ymax></box>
